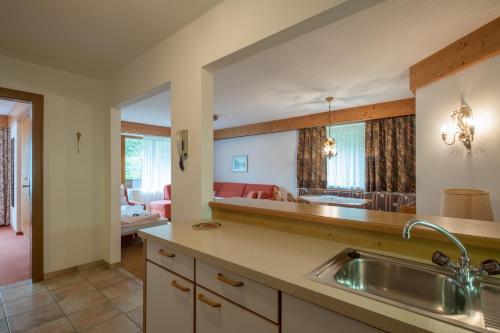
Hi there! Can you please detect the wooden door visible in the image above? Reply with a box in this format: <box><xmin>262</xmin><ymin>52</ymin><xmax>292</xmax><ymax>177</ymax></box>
<box><xmin>20</xmin><ymin>114</ymin><xmax>32</xmax><ymax>241</ymax></box>
<box><xmin>196</xmin><ymin>286</ymin><xmax>278</xmax><ymax>333</ymax></box>
<box><xmin>146</xmin><ymin>262</ymin><xmax>194</xmax><ymax>333</ymax></box>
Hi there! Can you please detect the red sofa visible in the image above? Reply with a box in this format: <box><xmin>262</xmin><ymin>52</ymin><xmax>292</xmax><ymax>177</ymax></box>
<box><xmin>214</xmin><ymin>182</ymin><xmax>277</xmax><ymax>199</ymax></box>
<box><xmin>148</xmin><ymin>185</ymin><xmax>172</xmax><ymax>219</ymax></box>
<box><xmin>149</xmin><ymin>182</ymin><xmax>277</xmax><ymax>220</ymax></box>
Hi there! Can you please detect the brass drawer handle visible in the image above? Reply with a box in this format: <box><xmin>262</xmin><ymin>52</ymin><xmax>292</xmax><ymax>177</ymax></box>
<box><xmin>158</xmin><ymin>249</ymin><xmax>175</xmax><ymax>258</ymax></box>
<box><xmin>171</xmin><ymin>280</ymin><xmax>190</xmax><ymax>292</ymax></box>
<box><xmin>217</xmin><ymin>273</ymin><xmax>244</xmax><ymax>287</ymax></box>
<box><xmin>198</xmin><ymin>293</ymin><xmax>221</xmax><ymax>308</ymax></box>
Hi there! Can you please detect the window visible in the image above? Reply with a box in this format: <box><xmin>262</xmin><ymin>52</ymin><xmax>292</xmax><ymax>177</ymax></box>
<box><xmin>326</xmin><ymin>122</ymin><xmax>365</xmax><ymax>189</ymax></box>
<box><xmin>123</xmin><ymin>136</ymin><xmax>144</xmax><ymax>189</ymax></box>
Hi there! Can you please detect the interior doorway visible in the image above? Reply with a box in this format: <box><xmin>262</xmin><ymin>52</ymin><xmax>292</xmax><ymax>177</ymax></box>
<box><xmin>0</xmin><ymin>87</ymin><xmax>43</xmax><ymax>284</ymax></box>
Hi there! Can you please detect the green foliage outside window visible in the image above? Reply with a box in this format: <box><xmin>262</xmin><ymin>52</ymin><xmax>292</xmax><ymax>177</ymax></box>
<box><xmin>125</xmin><ymin>137</ymin><xmax>143</xmax><ymax>182</ymax></box>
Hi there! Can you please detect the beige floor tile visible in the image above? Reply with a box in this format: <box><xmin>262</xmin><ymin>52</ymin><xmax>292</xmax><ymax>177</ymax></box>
<box><xmin>24</xmin><ymin>317</ymin><xmax>76</xmax><ymax>333</ymax></box>
<box><xmin>100</xmin><ymin>279</ymin><xmax>140</xmax><ymax>300</ymax></box>
<box><xmin>0</xmin><ymin>279</ymin><xmax>31</xmax><ymax>293</ymax></box>
<box><xmin>82</xmin><ymin>314</ymin><xmax>140</xmax><ymax>333</ymax></box>
<box><xmin>78</xmin><ymin>264</ymin><xmax>109</xmax><ymax>278</ymax></box>
<box><xmin>68</xmin><ymin>301</ymin><xmax>121</xmax><ymax>332</ymax></box>
<box><xmin>51</xmin><ymin>280</ymin><xmax>96</xmax><ymax>302</ymax></box>
<box><xmin>58</xmin><ymin>290</ymin><xmax>107</xmax><ymax>315</ymax></box>
<box><xmin>4</xmin><ymin>290</ymin><xmax>55</xmax><ymax>316</ymax></box>
<box><xmin>1</xmin><ymin>282</ymin><xmax>47</xmax><ymax>302</ymax></box>
<box><xmin>0</xmin><ymin>319</ymin><xmax>8</xmax><ymax>333</ymax></box>
<box><xmin>126</xmin><ymin>306</ymin><xmax>143</xmax><ymax>329</ymax></box>
<box><xmin>8</xmin><ymin>303</ymin><xmax>64</xmax><ymax>333</ymax></box>
<box><xmin>85</xmin><ymin>270</ymin><xmax>126</xmax><ymax>290</ymax></box>
<box><xmin>112</xmin><ymin>289</ymin><xmax>143</xmax><ymax>313</ymax></box>
<box><xmin>44</xmin><ymin>272</ymin><xmax>85</xmax><ymax>290</ymax></box>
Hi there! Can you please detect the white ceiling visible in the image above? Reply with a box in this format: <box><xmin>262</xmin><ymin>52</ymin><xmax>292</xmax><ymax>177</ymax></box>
<box><xmin>121</xmin><ymin>90</ymin><xmax>171</xmax><ymax>127</ymax></box>
<box><xmin>0</xmin><ymin>0</ymin><xmax>222</xmax><ymax>79</ymax></box>
<box><xmin>213</xmin><ymin>0</ymin><xmax>500</xmax><ymax>129</ymax></box>
<box><xmin>0</xmin><ymin>100</ymin><xmax>16</xmax><ymax>115</ymax></box>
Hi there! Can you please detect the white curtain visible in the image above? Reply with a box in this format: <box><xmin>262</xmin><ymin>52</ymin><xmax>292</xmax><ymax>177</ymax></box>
<box><xmin>140</xmin><ymin>135</ymin><xmax>171</xmax><ymax>202</ymax></box>
<box><xmin>326</xmin><ymin>122</ymin><xmax>365</xmax><ymax>189</ymax></box>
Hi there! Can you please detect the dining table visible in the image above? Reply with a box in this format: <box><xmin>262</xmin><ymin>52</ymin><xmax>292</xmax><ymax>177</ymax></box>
<box><xmin>299</xmin><ymin>195</ymin><xmax>372</xmax><ymax>209</ymax></box>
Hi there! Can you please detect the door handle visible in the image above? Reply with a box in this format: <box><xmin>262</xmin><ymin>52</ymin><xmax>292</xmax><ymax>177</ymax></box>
<box><xmin>22</xmin><ymin>185</ymin><xmax>30</xmax><ymax>188</ymax></box>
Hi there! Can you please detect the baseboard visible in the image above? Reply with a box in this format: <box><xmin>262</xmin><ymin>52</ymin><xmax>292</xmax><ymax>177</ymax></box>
<box><xmin>44</xmin><ymin>259</ymin><xmax>121</xmax><ymax>280</ymax></box>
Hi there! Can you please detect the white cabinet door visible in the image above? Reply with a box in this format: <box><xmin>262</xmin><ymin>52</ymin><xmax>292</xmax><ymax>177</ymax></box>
<box><xmin>196</xmin><ymin>286</ymin><xmax>278</xmax><ymax>333</ymax></box>
<box><xmin>146</xmin><ymin>262</ymin><xmax>194</xmax><ymax>333</ymax></box>
<box><xmin>282</xmin><ymin>293</ymin><xmax>383</xmax><ymax>333</ymax></box>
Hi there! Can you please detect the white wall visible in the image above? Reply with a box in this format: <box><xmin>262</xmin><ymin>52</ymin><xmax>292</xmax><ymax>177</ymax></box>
<box><xmin>416</xmin><ymin>55</ymin><xmax>500</xmax><ymax>221</ymax></box>
<box><xmin>8</xmin><ymin>103</ymin><xmax>31</xmax><ymax>233</ymax></box>
<box><xmin>214</xmin><ymin>131</ymin><xmax>297</xmax><ymax>196</ymax></box>
<box><xmin>0</xmin><ymin>54</ymin><xmax>107</xmax><ymax>273</ymax></box>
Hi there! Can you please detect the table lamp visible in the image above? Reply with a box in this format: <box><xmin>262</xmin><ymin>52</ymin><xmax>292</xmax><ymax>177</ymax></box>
<box><xmin>440</xmin><ymin>189</ymin><xmax>494</xmax><ymax>221</ymax></box>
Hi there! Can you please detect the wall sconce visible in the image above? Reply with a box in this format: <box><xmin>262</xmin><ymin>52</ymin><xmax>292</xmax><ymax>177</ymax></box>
<box><xmin>440</xmin><ymin>103</ymin><xmax>474</xmax><ymax>151</ymax></box>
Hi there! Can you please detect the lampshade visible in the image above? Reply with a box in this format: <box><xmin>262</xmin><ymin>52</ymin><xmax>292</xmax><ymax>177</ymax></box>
<box><xmin>440</xmin><ymin>189</ymin><xmax>494</xmax><ymax>221</ymax></box>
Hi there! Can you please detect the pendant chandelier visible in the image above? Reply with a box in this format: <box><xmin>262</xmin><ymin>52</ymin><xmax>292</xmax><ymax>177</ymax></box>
<box><xmin>323</xmin><ymin>96</ymin><xmax>337</xmax><ymax>158</ymax></box>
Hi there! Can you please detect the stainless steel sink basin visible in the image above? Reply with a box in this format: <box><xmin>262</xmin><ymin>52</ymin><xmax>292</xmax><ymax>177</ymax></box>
<box><xmin>306</xmin><ymin>249</ymin><xmax>500</xmax><ymax>332</ymax></box>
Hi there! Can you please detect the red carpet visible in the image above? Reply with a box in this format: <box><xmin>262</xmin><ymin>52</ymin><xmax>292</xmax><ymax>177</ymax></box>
<box><xmin>0</xmin><ymin>226</ymin><xmax>30</xmax><ymax>285</ymax></box>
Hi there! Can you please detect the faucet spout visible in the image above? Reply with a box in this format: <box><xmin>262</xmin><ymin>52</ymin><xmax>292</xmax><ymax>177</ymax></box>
<box><xmin>403</xmin><ymin>219</ymin><xmax>469</xmax><ymax>258</ymax></box>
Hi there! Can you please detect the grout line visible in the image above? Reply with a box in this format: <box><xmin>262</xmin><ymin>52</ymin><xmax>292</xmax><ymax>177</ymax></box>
<box><xmin>0</xmin><ymin>293</ymin><xmax>12</xmax><ymax>333</ymax></box>
<box><xmin>44</xmin><ymin>278</ymin><xmax>80</xmax><ymax>333</ymax></box>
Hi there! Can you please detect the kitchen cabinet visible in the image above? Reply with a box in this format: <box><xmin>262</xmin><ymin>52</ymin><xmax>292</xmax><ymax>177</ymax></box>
<box><xmin>282</xmin><ymin>293</ymin><xmax>383</xmax><ymax>333</ymax></box>
<box><xmin>196</xmin><ymin>286</ymin><xmax>279</xmax><ymax>333</ymax></box>
<box><xmin>146</xmin><ymin>262</ymin><xmax>194</xmax><ymax>333</ymax></box>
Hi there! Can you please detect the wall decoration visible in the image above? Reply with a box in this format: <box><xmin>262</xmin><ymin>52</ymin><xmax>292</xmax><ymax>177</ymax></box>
<box><xmin>232</xmin><ymin>155</ymin><xmax>248</xmax><ymax>173</ymax></box>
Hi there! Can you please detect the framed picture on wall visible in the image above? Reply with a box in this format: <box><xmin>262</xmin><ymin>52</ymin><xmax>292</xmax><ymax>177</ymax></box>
<box><xmin>232</xmin><ymin>155</ymin><xmax>248</xmax><ymax>173</ymax></box>
<box><xmin>11</xmin><ymin>138</ymin><xmax>14</xmax><ymax>207</ymax></box>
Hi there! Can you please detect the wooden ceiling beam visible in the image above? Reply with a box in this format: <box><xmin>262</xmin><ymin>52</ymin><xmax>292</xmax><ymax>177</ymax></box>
<box><xmin>121</xmin><ymin>121</ymin><xmax>171</xmax><ymax>137</ymax></box>
<box><xmin>410</xmin><ymin>17</ymin><xmax>500</xmax><ymax>92</ymax></box>
<box><xmin>214</xmin><ymin>98</ymin><xmax>415</xmax><ymax>140</ymax></box>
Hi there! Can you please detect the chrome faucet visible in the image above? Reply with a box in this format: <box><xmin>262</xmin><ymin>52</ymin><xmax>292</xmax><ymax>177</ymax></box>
<box><xmin>403</xmin><ymin>219</ymin><xmax>500</xmax><ymax>288</ymax></box>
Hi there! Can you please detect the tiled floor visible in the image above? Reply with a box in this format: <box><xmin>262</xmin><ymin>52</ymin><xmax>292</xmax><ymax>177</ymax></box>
<box><xmin>0</xmin><ymin>265</ymin><xmax>143</xmax><ymax>333</ymax></box>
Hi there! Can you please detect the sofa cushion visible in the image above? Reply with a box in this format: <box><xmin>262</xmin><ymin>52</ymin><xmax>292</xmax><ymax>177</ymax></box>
<box><xmin>219</xmin><ymin>182</ymin><xmax>246</xmax><ymax>198</ymax></box>
<box><xmin>164</xmin><ymin>185</ymin><xmax>172</xmax><ymax>200</ymax></box>
<box><xmin>149</xmin><ymin>199</ymin><xmax>171</xmax><ymax>219</ymax></box>
<box><xmin>243</xmin><ymin>184</ymin><xmax>276</xmax><ymax>199</ymax></box>
<box><xmin>214</xmin><ymin>182</ymin><xmax>223</xmax><ymax>196</ymax></box>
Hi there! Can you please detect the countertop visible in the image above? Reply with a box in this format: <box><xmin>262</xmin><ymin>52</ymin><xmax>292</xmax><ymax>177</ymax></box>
<box><xmin>210</xmin><ymin>198</ymin><xmax>500</xmax><ymax>249</ymax></box>
<box><xmin>139</xmin><ymin>218</ymin><xmax>479</xmax><ymax>333</ymax></box>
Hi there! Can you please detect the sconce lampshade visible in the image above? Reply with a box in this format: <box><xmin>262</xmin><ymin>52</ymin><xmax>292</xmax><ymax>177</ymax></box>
<box><xmin>440</xmin><ymin>189</ymin><xmax>494</xmax><ymax>221</ymax></box>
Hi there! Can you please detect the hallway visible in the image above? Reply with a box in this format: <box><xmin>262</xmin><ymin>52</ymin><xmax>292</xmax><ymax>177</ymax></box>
<box><xmin>0</xmin><ymin>227</ymin><xmax>30</xmax><ymax>286</ymax></box>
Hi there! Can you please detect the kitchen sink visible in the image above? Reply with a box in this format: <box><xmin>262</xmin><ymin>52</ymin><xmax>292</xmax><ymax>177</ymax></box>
<box><xmin>306</xmin><ymin>249</ymin><xmax>500</xmax><ymax>332</ymax></box>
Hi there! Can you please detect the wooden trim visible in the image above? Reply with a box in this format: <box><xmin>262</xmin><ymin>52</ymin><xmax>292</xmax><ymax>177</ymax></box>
<box><xmin>410</xmin><ymin>17</ymin><xmax>500</xmax><ymax>92</ymax></box>
<box><xmin>121</xmin><ymin>135</ymin><xmax>126</xmax><ymax>185</ymax></box>
<box><xmin>0</xmin><ymin>115</ymin><xmax>8</xmax><ymax>128</ymax></box>
<box><xmin>214</xmin><ymin>98</ymin><xmax>415</xmax><ymax>140</ymax></box>
<box><xmin>121</xmin><ymin>121</ymin><xmax>171</xmax><ymax>137</ymax></box>
<box><xmin>0</xmin><ymin>86</ymin><xmax>44</xmax><ymax>282</ymax></box>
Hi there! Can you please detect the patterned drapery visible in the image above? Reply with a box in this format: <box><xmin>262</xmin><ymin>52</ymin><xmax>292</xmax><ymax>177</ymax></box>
<box><xmin>297</xmin><ymin>127</ymin><xmax>327</xmax><ymax>189</ymax></box>
<box><xmin>365</xmin><ymin>115</ymin><xmax>416</xmax><ymax>193</ymax></box>
<box><xmin>0</xmin><ymin>128</ymin><xmax>11</xmax><ymax>226</ymax></box>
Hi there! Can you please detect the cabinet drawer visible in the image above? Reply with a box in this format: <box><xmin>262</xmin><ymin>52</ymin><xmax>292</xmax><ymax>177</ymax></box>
<box><xmin>196</xmin><ymin>260</ymin><xmax>278</xmax><ymax>322</ymax></box>
<box><xmin>146</xmin><ymin>262</ymin><xmax>194</xmax><ymax>333</ymax></box>
<box><xmin>196</xmin><ymin>286</ymin><xmax>279</xmax><ymax>333</ymax></box>
<box><xmin>147</xmin><ymin>241</ymin><xmax>194</xmax><ymax>280</ymax></box>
